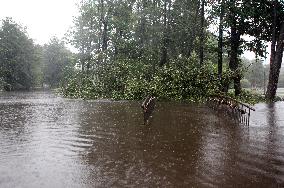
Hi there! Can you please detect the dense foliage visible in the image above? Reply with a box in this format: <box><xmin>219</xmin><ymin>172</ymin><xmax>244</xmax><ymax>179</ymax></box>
<box><xmin>62</xmin><ymin>0</ymin><xmax>220</xmax><ymax>101</ymax></box>
<box><xmin>42</xmin><ymin>38</ymin><xmax>75</xmax><ymax>88</ymax></box>
<box><xmin>1</xmin><ymin>1</ymin><xmax>284</xmax><ymax>104</ymax></box>
<box><xmin>0</xmin><ymin>18</ymin><xmax>74</xmax><ymax>91</ymax></box>
<box><xmin>63</xmin><ymin>55</ymin><xmax>222</xmax><ymax>101</ymax></box>
<box><xmin>0</xmin><ymin>18</ymin><xmax>41</xmax><ymax>90</ymax></box>
<box><xmin>61</xmin><ymin>0</ymin><xmax>284</xmax><ymax>102</ymax></box>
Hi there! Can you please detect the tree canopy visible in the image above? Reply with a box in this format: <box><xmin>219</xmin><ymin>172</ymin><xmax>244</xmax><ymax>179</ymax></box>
<box><xmin>1</xmin><ymin>1</ymin><xmax>284</xmax><ymax>103</ymax></box>
<box><xmin>0</xmin><ymin>18</ymin><xmax>41</xmax><ymax>90</ymax></box>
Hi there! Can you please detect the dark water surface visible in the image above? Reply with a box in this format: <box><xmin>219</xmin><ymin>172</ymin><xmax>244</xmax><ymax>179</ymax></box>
<box><xmin>0</xmin><ymin>91</ymin><xmax>284</xmax><ymax>187</ymax></box>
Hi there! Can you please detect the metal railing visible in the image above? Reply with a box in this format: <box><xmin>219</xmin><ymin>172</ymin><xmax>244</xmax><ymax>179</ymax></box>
<box><xmin>207</xmin><ymin>94</ymin><xmax>255</xmax><ymax>126</ymax></box>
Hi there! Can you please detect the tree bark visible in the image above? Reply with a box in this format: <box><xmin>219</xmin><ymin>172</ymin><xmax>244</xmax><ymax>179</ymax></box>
<box><xmin>218</xmin><ymin>0</ymin><xmax>224</xmax><ymax>81</ymax></box>
<box><xmin>230</xmin><ymin>30</ymin><xmax>241</xmax><ymax>96</ymax></box>
<box><xmin>140</xmin><ymin>0</ymin><xmax>146</xmax><ymax>47</ymax></box>
<box><xmin>266</xmin><ymin>23</ymin><xmax>284</xmax><ymax>100</ymax></box>
<box><xmin>137</xmin><ymin>0</ymin><xmax>147</xmax><ymax>58</ymax></box>
<box><xmin>187</xmin><ymin>1</ymin><xmax>200</xmax><ymax>58</ymax></box>
<box><xmin>224</xmin><ymin>0</ymin><xmax>241</xmax><ymax>96</ymax></box>
<box><xmin>199</xmin><ymin>0</ymin><xmax>205</xmax><ymax>66</ymax></box>
<box><xmin>102</xmin><ymin>19</ymin><xmax>108</xmax><ymax>51</ymax></box>
<box><xmin>159</xmin><ymin>0</ymin><xmax>170</xmax><ymax>67</ymax></box>
<box><xmin>81</xmin><ymin>45</ymin><xmax>86</xmax><ymax>72</ymax></box>
<box><xmin>269</xmin><ymin>0</ymin><xmax>277</xmax><ymax>66</ymax></box>
<box><xmin>99</xmin><ymin>0</ymin><xmax>104</xmax><ymax>52</ymax></box>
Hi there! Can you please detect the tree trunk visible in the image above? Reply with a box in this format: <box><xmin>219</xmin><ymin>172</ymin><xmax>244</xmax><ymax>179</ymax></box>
<box><xmin>266</xmin><ymin>23</ymin><xmax>284</xmax><ymax>100</ymax></box>
<box><xmin>99</xmin><ymin>0</ymin><xmax>104</xmax><ymax>52</ymax></box>
<box><xmin>102</xmin><ymin>19</ymin><xmax>108</xmax><ymax>51</ymax></box>
<box><xmin>138</xmin><ymin>0</ymin><xmax>147</xmax><ymax>58</ymax></box>
<box><xmin>159</xmin><ymin>0</ymin><xmax>170</xmax><ymax>67</ymax></box>
<box><xmin>229</xmin><ymin>19</ymin><xmax>241</xmax><ymax>96</ymax></box>
<box><xmin>266</xmin><ymin>0</ymin><xmax>279</xmax><ymax>101</ymax></box>
<box><xmin>269</xmin><ymin>0</ymin><xmax>277</xmax><ymax>66</ymax></box>
<box><xmin>187</xmin><ymin>1</ymin><xmax>200</xmax><ymax>58</ymax></box>
<box><xmin>199</xmin><ymin>0</ymin><xmax>205</xmax><ymax>66</ymax></box>
<box><xmin>218</xmin><ymin>0</ymin><xmax>224</xmax><ymax>81</ymax></box>
<box><xmin>81</xmin><ymin>45</ymin><xmax>86</xmax><ymax>72</ymax></box>
<box><xmin>224</xmin><ymin>0</ymin><xmax>242</xmax><ymax>96</ymax></box>
<box><xmin>230</xmin><ymin>34</ymin><xmax>241</xmax><ymax>96</ymax></box>
<box><xmin>140</xmin><ymin>0</ymin><xmax>146</xmax><ymax>47</ymax></box>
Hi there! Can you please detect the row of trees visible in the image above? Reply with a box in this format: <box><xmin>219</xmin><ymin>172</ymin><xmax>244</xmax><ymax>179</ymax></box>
<box><xmin>1</xmin><ymin>1</ymin><xmax>284</xmax><ymax>102</ymax></box>
<box><xmin>213</xmin><ymin>0</ymin><xmax>284</xmax><ymax>100</ymax></box>
<box><xmin>0</xmin><ymin>18</ymin><xmax>73</xmax><ymax>91</ymax></box>
<box><xmin>62</xmin><ymin>0</ymin><xmax>284</xmax><ymax>101</ymax></box>
<box><xmin>241</xmin><ymin>58</ymin><xmax>284</xmax><ymax>90</ymax></box>
<box><xmin>63</xmin><ymin>0</ymin><xmax>220</xmax><ymax>100</ymax></box>
<box><xmin>69</xmin><ymin>0</ymin><xmax>214</xmax><ymax>68</ymax></box>
<box><xmin>241</xmin><ymin>58</ymin><xmax>266</xmax><ymax>89</ymax></box>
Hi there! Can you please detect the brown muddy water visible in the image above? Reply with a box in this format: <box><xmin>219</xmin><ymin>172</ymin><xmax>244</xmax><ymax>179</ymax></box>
<box><xmin>0</xmin><ymin>91</ymin><xmax>284</xmax><ymax>188</ymax></box>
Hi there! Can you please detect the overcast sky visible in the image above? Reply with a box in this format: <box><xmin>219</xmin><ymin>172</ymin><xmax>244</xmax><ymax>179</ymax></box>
<box><xmin>0</xmin><ymin>0</ymin><xmax>79</xmax><ymax>45</ymax></box>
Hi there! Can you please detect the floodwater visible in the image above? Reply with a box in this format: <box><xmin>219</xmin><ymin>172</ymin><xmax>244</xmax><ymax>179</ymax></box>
<box><xmin>0</xmin><ymin>91</ymin><xmax>284</xmax><ymax>188</ymax></box>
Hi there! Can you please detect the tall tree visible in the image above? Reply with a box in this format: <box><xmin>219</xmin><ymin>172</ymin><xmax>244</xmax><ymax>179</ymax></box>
<box><xmin>266</xmin><ymin>23</ymin><xmax>284</xmax><ymax>100</ymax></box>
<box><xmin>270</xmin><ymin>0</ymin><xmax>277</xmax><ymax>67</ymax></box>
<box><xmin>221</xmin><ymin>0</ymin><xmax>258</xmax><ymax>95</ymax></box>
<box><xmin>199</xmin><ymin>0</ymin><xmax>205</xmax><ymax>66</ymax></box>
<box><xmin>42</xmin><ymin>37</ymin><xmax>73</xmax><ymax>88</ymax></box>
<box><xmin>160</xmin><ymin>0</ymin><xmax>172</xmax><ymax>66</ymax></box>
<box><xmin>0</xmin><ymin>18</ymin><xmax>40</xmax><ymax>90</ymax></box>
<box><xmin>265</xmin><ymin>0</ymin><xmax>284</xmax><ymax>100</ymax></box>
<box><xmin>228</xmin><ymin>0</ymin><xmax>242</xmax><ymax>96</ymax></box>
<box><xmin>217</xmin><ymin>0</ymin><xmax>224</xmax><ymax>81</ymax></box>
<box><xmin>235</xmin><ymin>0</ymin><xmax>284</xmax><ymax>99</ymax></box>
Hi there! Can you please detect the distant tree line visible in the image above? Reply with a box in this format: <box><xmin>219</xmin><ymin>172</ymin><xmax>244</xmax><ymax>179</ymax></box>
<box><xmin>242</xmin><ymin>58</ymin><xmax>284</xmax><ymax>90</ymax></box>
<box><xmin>0</xmin><ymin>18</ymin><xmax>73</xmax><ymax>91</ymax></box>
<box><xmin>0</xmin><ymin>18</ymin><xmax>41</xmax><ymax>90</ymax></box>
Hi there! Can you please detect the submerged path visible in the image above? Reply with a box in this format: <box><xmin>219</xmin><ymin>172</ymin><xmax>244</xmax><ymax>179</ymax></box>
<box><xmin>0</xmin><ymin>91</ymin><xmax>284</xmax><ymax>187</ymax></box>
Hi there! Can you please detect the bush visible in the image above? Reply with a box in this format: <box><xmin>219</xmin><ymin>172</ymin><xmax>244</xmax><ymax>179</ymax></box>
<box><xmin>227</xmin><ymin>89</ymin><xmax>265</xmax><ymax>104</ymax></box>
<box><xmin>62</xmin><ymin>56</ymin><xmax>221</xmax><ymax>102</ymax></box>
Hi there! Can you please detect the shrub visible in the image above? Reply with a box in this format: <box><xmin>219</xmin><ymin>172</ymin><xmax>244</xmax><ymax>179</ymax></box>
<box><xmin>62</xmin><ymin>56</ymin><xmax>222</xmax><ymax>102</ymax></box>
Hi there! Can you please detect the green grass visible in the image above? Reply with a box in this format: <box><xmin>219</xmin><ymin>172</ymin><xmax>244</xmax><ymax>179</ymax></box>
<box><xmin>243</xmin><ymin>88</ymin><xmax>284</xmax><ymax>97</ymax></box>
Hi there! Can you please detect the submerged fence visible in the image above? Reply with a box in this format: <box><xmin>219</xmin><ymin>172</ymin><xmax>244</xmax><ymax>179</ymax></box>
<box><xmin>207</xmin><ymin>94</ymin><xmax>255</xmax><ymax>126</ymax></box>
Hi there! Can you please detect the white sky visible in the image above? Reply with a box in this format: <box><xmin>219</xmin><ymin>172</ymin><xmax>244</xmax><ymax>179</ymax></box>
<box><xmin>0</xmin><ymin>0</ymin><xmax>79</xmax><ymax>45</ymax></box>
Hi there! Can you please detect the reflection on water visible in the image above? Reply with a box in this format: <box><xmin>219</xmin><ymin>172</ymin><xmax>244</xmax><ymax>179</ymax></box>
<box><xmin>0</xmin><ymin>91</ymin><xmax>284</xmax><ymax>187</ymax></box>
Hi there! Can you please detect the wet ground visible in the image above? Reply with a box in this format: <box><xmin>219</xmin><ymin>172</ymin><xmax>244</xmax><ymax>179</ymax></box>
<box><xmin>0</xmin><ymin>91</ymin><xmax>284</xmax><ymax>187</ymax></box>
